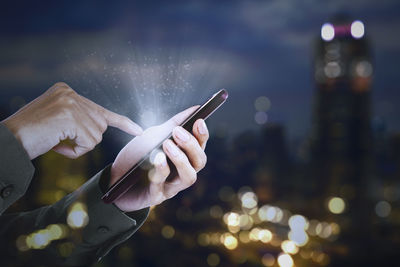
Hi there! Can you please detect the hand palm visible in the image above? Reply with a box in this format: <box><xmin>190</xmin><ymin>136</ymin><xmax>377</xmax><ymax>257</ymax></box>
<box><xmin>110</xmin><ymin>106</ymin><xmax>206</xmax><ymax>212</ymax></box>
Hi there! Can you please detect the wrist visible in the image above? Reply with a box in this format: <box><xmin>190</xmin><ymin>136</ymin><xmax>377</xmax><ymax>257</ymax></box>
<box><xmin>2</xmin><ymin>117</ymin><xmax>34</xmax><ymax>159</ymax></box>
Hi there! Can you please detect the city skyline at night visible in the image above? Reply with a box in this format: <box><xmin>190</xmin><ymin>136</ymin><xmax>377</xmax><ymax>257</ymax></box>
<box><xmin>1</xmin><ymin>1</ymin><xmax>400</xmax><ymax>266</ymax></box>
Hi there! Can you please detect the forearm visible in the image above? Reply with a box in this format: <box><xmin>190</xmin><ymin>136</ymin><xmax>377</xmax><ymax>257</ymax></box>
<box><xmin>0</xmin><ymin>166</ymin><xmax>149</xmax><ymax>266</ymax></box>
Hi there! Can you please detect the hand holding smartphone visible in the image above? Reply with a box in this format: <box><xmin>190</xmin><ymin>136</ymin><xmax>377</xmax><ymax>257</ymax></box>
<box><xmin>102</xmin><ymin>89</ymin><xmax>228</xmax><ymax>203</ymax></box>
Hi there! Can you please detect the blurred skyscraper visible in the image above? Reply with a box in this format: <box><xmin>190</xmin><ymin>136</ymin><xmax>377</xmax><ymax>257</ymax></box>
<box><xmin>310</xmin><ymin>15</ymin><xmax>374</xmax><ymax>265</ymax></box>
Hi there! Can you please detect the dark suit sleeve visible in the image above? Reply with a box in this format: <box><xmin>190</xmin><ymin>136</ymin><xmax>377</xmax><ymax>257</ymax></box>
<box><xmin>0</xmin><ymin>123</ymin><xmax>35</xmax><ymax>214</ymax></box>
<box><xmin>0</xmin><ymin>123</ymin><xmax>150</xmax><ymax>266</ymax></box>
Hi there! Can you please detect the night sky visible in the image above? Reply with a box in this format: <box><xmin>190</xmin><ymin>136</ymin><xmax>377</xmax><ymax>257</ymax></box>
<box><xmin>1</xmin><ymin>0</ymin><xmax>400</xmax><ymax>143</ymax></box>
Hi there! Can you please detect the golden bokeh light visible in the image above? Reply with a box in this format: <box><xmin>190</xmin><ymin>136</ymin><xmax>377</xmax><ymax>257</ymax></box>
<box><xmin>330</xmin><ymin>222</ymin><xmax>341</xmax><ymax>235</ymax></box>
<box><xmin>239</xmin><ymin>231</ymin><xmax>251</xmax><ymax>243</ymax></box>
<box><xmin>318</xmin><ymin>222</ymin><xmax>332</xmax><ymax>239</ymax></box>
<box><xmin>277</xmin><ymin>253</ymin><xmax>294</xmax><ymax>267</ymax></box>
<box><xmin>225</xmin><ymin>212</ymin><xmax>240</xmax><ymax>227</ymax></box>
<box><xmin>262</xmin><ymin>253</ymin><xmax>275</xmax><ymax>266</ymax></box>
<box><xmin>223</xmin><ymin>234</ymin><xmax>238</xmax><ymax>250</ymax></box>
<box><xmin>258</xmin><ymin>229</ymin><xmax>273</xmax><ymax>243</ymax></box>
<box><xmin>67</xmin><ymin>202</ymin><xmax>89</xmax><ymax>229</ymax></box>
<box><xmin>210</xmin><ymin>233</ymin><xmax>221</xmax><ymax>245</ymax></box>
<box><xmin>281</xmin><ymin>240</ymin><xmax>299</xmax><ymax>254</ymax></box>
<box><xmin>16</xmin><ymin>235</ymin><xmax>29</xmax><ymax>252</ymax></box>
<box><xmin>239</xmin><ymin>214</ymin><xmax>253</xmax><ymax>230</ymax></box>
<box><xmin>197</xmin><ymin>233</ymin><xmax>210</xmax><ymax>246</ymax></box>
<box><xmin>26</xmin><ymin>230</ymin><xmax>51</xmax><ymax>249</ymax></box>
<box><xmin>161</xmin><ymin>225</ymin><xmax>175</xmax><ymax>239</ymax></box>
<box><xmin>207</xmin><ymin>253</ymin><xmax>220</xmax><ymax>266</ymax></box>
<box><xmin>328</xmin><ymin>197</ymin><xmax>346</xmax><ymax>214</ymax></box>
<box><xmin>249</xmin><ymin>227</ymin><xmax>261</xmax><ymax>241</ymax></box>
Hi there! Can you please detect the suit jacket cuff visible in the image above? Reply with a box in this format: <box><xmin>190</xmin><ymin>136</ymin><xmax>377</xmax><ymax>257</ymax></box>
<box><xmin>0</xmin><ymin>123</ymin><xmax>35</xmax><ymax>215</ymax></box>
<box><xmin>64</xmin><ymin>164</ymin><xmax>149</xmax><ymax>263</ymax></box>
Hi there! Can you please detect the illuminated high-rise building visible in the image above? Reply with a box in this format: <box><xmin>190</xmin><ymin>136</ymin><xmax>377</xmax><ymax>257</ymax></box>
<box><xmin>311</xmin><ymin>15</ymin><xmax>373</xmax><ymax>197</ymax></box>
<box><xmin>310</xmin><ymin>15</ymin><xmax>375</xmax><ymax>264</ymax></box>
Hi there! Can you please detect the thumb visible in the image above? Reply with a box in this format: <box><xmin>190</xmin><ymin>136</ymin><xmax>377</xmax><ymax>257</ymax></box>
<box><xmin>52</xmin><ymin>143</ymin><xmax>80</xmax><ymax>159</ymax></box>
<box><xmin>165</xmin><ymin>106</ymin><xmax>200</xmax><ymax>129</ymax></box>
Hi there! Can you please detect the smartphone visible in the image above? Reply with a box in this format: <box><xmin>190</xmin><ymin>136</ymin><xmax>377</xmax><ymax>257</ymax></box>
<box><xmin>102</xmin><ymin>89</ymin><xmax>228</xmax><ymax>203</ymax></box>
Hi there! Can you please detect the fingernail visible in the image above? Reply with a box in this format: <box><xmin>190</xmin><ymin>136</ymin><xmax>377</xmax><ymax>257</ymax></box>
<box><xmin>174</xmin><ymin>127</ymin><xmax>190</xmax><ymax>142</ymax></box>
<box><xmin>198</xmin><ymin>120</ymin><xmax>207</xmax><ymax>135</ymax></box>
<box><xmin>154</xmin><ymin>151</ymin><xmax>167</xmax><ymax>167</ymax></box>
<box><xmin>165</xmin><ymin>140</ymin><xmax>179</xmax><ymax>157</ymax></box>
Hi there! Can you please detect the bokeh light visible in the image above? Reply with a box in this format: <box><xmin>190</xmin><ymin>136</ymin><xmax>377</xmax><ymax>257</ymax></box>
<box><xmin>207</xmin><ymin>253</ymin><xmax>220</xmax><ymax>266</ymax></box>
<box><xmin>324</xmin><ymin>62</ymin><xmax>341</xmax><ymax>78</ymax></box>
<box><xmin>317</xmin><ymin>222</ymin><xmax>332</xmax><ymax>239</ymax></box>
<box><xmin>355</xmin><ymin>60</ymin><xmax>373</xmax><ymax>77</ymax></box>
<box><xmin>197</xmin><ymin>233</ymin><xmax>210</xmax><ymax>246</ymax></box>
<box><xmin>161</xmin><ymin>225</ymin><xmax>175</xmax><ymax>239</ymax></box>
<box><xmin>277</xmin><ymin>253</ymin><xmax>294</xmax><ymax>267</ymax></box>
<box><xmin>258</xmin><ymin>229</ymin><xmax>273</xmax><ymax>243</ymax></box>
<box><xmin>222</xmin><ymin>234</ymin><xmax>238</xmax><ymax>250</ymax></box>
<box><xmin>26</xmin><ymin>230</ymin><xmax>51</xmax><ymax>249</ymax></box>
<box><xmin>241</xmin><ymin>191</ymin><xmax>258</xmax><ymax>209</ymax></box>
<box><xmin>249</xmin><ymin>227</ymin><xmax>261</xmax><ymax>241</ymax></box>
<box><xmin>239</xmin><ymin>214</ymin><xmax>253</xmax><ymax>230</ymax></box>
<box><xmin>16</xmin><ymin>235</ymin><xmax>29</xmax><ymax>252</ymax></box>
<box><xmin>288</xmin><ymin>230</ymin><xmax>309</xmax><ymax>246</ymax></box>
<box><xmin>239</xmin><ymin>231</ymin><xmax>251</xmax><ymax>243</ymax></box>
<box><xmin>262</xmin><ymin>253</ymin><xmax>275</xmax><ymax>267</ymax></box>
<box><xmin>288</xmin><ymin>215</ymin><xmax>308</xmax><ymax>230</ymax></box>
<box><xmin>351</xmin><ymin>20</ymin><xmax>365</xmax><ymax>39</ymax></box>
<box><xmin>225</xmin><ymin>212</ymin><xmax>240</xmax><ymax>227</ymax></box>
<box><xmin>321</xmin><ymin>23</ymin><xmax>335</xmax><ymax>41</ymax></box>
<box><xmin>255</xmin><ymin>111</ymin><xmax>268</xmax><ymax>125</ymax></box>
<box><xmin>254</xmin><ymin>96</ymin><xmax>271</xmax><ymax>112</ymax></box>
<box><xmin>67</xmin><ymin>202</ymin><xmax>89</xmax><ymax>229</ymax></box>
<box><xmin>328</xmin><ymin>197</ymin><xmax>346</xmax><ymax>214</ymax></box>
<box><xmin>375</xmin><ymin>201</ymin><xmax>391</xmax><ymax>217</ymax></box>
<box><xmin>281</xmin><ymin>240</ymin><xmax>299</xmax><ymax>254</ymax></box>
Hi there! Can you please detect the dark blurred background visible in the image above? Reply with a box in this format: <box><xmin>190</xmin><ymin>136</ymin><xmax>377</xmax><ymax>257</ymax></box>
<box><xmin>1</xmin><ymin>0</ymin><xmax>400</xmax><ymax>266</ymax></box>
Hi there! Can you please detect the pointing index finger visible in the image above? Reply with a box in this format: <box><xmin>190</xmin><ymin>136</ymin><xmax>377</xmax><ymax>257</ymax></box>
<box><xmin>103</xmin><ymin>108</ymin><xmax>143</xmax><ymax>136</ymax></box>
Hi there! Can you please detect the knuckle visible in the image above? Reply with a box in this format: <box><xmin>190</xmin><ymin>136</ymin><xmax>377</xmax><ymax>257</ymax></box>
<box><xmin>100</xmin><ymin>122</ymin><xmax>108</xmax><ymax>132</ymax></box>
<box><xmin>53</xmin><ymin>82</ymin><xmax>69</xmax><ymax>88</ymax></box>
<box><xmin>57</xmin><ymin>94</ymin><xmax>79</xmax><ymax>114</ymax></box>
<box><xmin>185</xmin><ymin>170</ymin><xmax>197</xmax><ymax>186</ymax></box>
<box><xmin>162</xmin><ymin>166</ymin><xmax>170</xmax><ymax>177</ymax></box>
<box><xmin>54</xmin><ymin>81</ymin><xmax>68</xmax><ymax>87</ymax></box>
<box><xmin>68</xmin><ymin>153</ymin><xmax>79</xmax><ymax>159</ymax></box>
<box><xmin>90</xmin><ymin>138</ymin><xmax>97</xmax><ymax>148</ymax></box>
<box><xmin>154</xmin><ymin>192</ymin><xmax>164</xmax><ymax>205</ymax></box>
<box><xmin>176</xmin><ymin>155</ymin><xmax>188</xmax><ymax>168</ymax></box>
<box><xmin>59</xmin><ymin>106</ymin><xmax>74</xmax><ymax>119</ymax></box>
<box><xmin>189</xmin><ymin>174</ymin><xmax>197</xmax><ymax>186</ymax></box>
<box><xmin>199</xmin><ymin>154</ymin><xmax>207</xmax><ymax>169</ymax></box>
<box><xmin>95</xmin><ymin>133</ymin><xmax>103</xmax><ymax>143</ymax></box>
<box><xmin>55</xmin><ymin>83</ymin><xmax>75</xmax><ymax>96</ymax></box>
<box><xmin>188</xmin><ymin>135</ymin><xmax>198</xmax><ymax>146</ymax></box>
<box><xmin>63</xmin><ymin>96</ymin><xmax>77</xmax><ymax>106</ymax></box>
<box><xmin>165</xmin><ymin>190</ymin><xmax>177</xmax><ymax>199</ymax></box>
